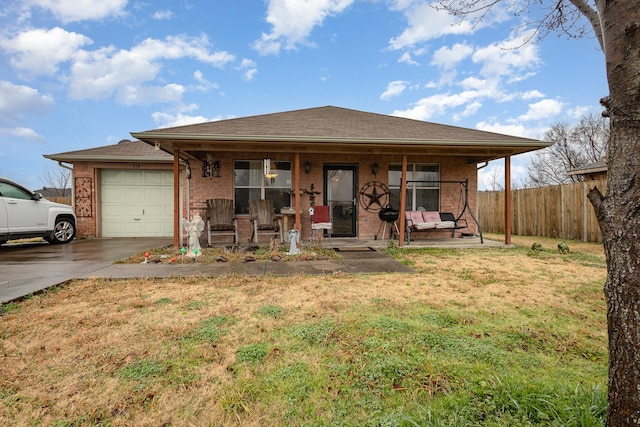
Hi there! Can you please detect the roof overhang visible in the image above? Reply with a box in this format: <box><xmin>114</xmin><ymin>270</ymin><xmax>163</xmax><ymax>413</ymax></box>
<box><xmin>567</xmin><ymin>165</ymin><xmax>608</xmax><ymax>176</ymax></box>
<box><xmin>131</xmin><ymin>132</ymin><xmax>551</xmax><ymax>164</ymax></box>
<box><xmin>43</xmin><ymin>154</ymin><xmax>175</xmax><ymax>164</ymax></box>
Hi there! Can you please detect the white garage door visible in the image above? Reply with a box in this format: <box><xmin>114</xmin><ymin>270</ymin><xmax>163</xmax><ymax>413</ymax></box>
<box><xmin>101</xmin><ymin>170</ymin><xmax>173</xmax><ymax>237</ymax></box>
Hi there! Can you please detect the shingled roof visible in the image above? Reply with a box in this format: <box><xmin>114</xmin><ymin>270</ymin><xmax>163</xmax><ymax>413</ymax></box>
<box><xmin>131</xmin><ymin>106</ymin><xmax>549</xmax><ymax>162</ymax></box>
<box><xmin>134</xmin><ymin>105</ymin><xmax>540</xmax><ymax>143</ymax></box>
<box><xmin>44</xmin><ymin>139</ymin><xmax>173</xmax><ymax>163</ymax></box>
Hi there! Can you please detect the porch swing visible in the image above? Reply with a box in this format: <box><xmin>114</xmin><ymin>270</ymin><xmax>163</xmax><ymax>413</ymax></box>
<box><xmin>403</xmin><ymin>178</ymin><xmax>483</xmax><ymax>244</ymax></box>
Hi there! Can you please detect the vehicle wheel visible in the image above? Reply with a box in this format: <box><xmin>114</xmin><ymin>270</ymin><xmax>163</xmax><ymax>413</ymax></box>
<box><xmin>47</xmin><ymin>217</ymin><xmax>76</xmax><ymax>244</ymax></box>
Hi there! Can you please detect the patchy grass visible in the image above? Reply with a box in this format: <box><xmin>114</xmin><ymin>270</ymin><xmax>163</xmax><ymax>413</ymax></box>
<box><xmin>0</xmin><ymin>234</ymin><xmax>607</xmax><ymax>426</ymax></box>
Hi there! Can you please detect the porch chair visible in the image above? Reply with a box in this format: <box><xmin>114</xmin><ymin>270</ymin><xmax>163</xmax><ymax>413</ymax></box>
<box><xmin>311</xmin><ymin>205</ymin><xmax>332</xmax><ymax>246</ymax></box>
<box><xmin>249</xmin><ymin>199</ymin><xmax>283</xmax><ymax>244</ymax></box>
<box><xmin>206</xmin><ymin>198</ymin><xmax>238</xmax><ymax>246</ymax></box>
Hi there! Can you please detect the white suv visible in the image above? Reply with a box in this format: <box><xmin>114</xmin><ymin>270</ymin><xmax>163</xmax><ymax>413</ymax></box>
<box><xmin>0</xmin><ymin>177</ymin><xmax>76</xmax><ymax>245</ymax></box>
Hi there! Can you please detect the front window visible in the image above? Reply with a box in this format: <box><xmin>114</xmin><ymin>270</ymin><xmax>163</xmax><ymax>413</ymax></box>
<box><xmin>234</xmin><ymin>160</ymin><xmax>292</xmax><ymax>214</ymax></box>
<box><xmin>388</xmin><ymin>163</ymin><xmax>440</xmax><ymax>211</ymax></box>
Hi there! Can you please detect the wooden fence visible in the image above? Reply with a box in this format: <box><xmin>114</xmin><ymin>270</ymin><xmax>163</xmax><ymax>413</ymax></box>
<box><xmin>477</xmin><ymin>179</ymin><xmax>607</xmax><ymax>242</ymax></box>
<box><xmin>47</xmin><ymin>196</ymin><xmax>72</xmax><ymax>205</ymax></box>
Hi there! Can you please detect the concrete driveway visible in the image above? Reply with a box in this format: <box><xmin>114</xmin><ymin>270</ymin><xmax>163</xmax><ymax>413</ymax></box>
<box><xmin>0</xmin><ymin>236</ymin><xmax>426</xmax><ymax>304</ymax></box>
<box><xmin>0</xmin><ymin>238</ymin><xmax>172</xmax><ymax>303</ymax></box>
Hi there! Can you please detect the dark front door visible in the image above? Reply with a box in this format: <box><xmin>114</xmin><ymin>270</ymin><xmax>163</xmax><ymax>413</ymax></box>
<box><xmin>324</xmin><ymin>164</ymin><xmax>357</xmax><ymax>237</ymax></box>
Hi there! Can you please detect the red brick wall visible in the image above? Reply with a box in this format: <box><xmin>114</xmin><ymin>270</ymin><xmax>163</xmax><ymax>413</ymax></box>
<box><xmin>71</xmin><ymin>153</ymin><xmax>478</xmax><ymax>243</ymax></box>
<box><xmin>188</xmin><ymin>152</ymin><xmax>478</xmax><ymax>243</ymax></box>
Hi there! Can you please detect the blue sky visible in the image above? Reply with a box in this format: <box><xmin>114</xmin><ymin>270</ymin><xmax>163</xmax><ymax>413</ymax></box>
<box><xmin>0</xmin><ymin>0</ymin><xmax>607</xmax><ymax>191</ymax></box>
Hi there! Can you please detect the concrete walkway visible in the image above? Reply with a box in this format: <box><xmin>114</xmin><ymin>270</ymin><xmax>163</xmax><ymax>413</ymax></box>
<box><xmin>0</xmin><ymin>238</ymin><xmax>420</xmax><ymax>303</ymax></box>
<box><xmin>77</xmin><ymin>248</ymin><xmax>414</xmax><ymax>280</ymax></box>
<box><xmin>0</xmin><ymin>235</ymin><xmax>506</xmax><ymax>303</ymax></box>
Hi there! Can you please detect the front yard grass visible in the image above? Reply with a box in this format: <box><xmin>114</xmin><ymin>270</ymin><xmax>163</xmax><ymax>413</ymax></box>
<box><xmin>0</xmin><ymin>234</ymin><xmax>607</xmax><ymax>426</ymax></box>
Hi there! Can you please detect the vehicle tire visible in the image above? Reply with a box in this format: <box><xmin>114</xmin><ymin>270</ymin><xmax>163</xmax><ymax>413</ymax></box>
<box><xmin>46</xmin><ymin>217</ymin><xmax>76</xmax><ymax>244</ymax></box>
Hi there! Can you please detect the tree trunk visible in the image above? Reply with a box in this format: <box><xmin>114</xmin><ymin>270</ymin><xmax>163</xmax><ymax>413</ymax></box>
<box><xmin>590</xmin><ymin>1</ymin><xmax>640</xmax><ymax>424</ymax></box>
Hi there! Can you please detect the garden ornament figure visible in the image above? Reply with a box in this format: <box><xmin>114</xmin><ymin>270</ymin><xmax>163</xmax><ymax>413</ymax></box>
<box><xmin>182</xmin><ymin>215</ymin><xmax>205</xmax><ymax>257</ymax></box>
<box><xmin>287</xmin><ymin>229</ymin><xmax>300</xmax><ymax>255</ymax></box>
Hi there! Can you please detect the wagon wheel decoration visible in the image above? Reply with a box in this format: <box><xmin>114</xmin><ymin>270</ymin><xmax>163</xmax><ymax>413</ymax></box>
<box><xmin>359</xmin><ymin>181</ymin><xmax>389</xmax><ymax>213</ymax></box>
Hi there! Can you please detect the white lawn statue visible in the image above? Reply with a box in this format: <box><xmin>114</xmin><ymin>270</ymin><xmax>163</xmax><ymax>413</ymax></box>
<box><xmin>287</xmin><ymin>229</ymin><xmax>300</xmax><ymax>255</ymax></box>
<box><xmin>182</xmin><ymin>214</ymin><xmax>205</xmax><ymax>258</ymax></box>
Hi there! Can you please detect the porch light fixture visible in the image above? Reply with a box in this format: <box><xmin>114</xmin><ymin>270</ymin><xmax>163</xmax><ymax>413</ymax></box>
<box><xmin>264</xmin><ymin>158</ymin><xmax>278</xmax><ymax>180</ymax></box>
<box><xmin>202</xmin><ymin>154</ymin><xmax>221</xmax><ymax>179</ymax></box>
<box><xmin>304</xmin><ymin>161</ymin><xmax>311</xmax><ymax>174</ymax></box>
<box><xmin>371</xmin><ymin>162</ymin><xmax>379</xmax><ymax>176</ymax></box>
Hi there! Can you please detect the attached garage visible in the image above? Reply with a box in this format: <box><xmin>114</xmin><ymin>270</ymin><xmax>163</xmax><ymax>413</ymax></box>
<box><xmin>44</xmin><ymin>139</ymin><xmax>178</xmax><ymax>239</ymax></box>
<box><xmin>101</xmin><ymin>170</ymin><xmax>173</xmax><ymax>237</ymax></box>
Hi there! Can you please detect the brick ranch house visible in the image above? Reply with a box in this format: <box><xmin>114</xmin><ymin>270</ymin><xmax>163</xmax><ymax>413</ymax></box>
<box><xmin>45</xmin><ymin>106</ymin><xmax>550</xmax><ymax>247</ymax></box>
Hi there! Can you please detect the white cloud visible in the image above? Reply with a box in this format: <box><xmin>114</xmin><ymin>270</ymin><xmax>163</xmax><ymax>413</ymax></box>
<box><xmin>432</xmin><ymin>43</ymin><xmax>473</xmax><ymax>69</ymax></box>
<box><xmin>253</xmin><ymin>0</ymin><xmax>355</xmax><ymax>55</ymax></box>
<box><xmin>518</xmin><ymin>99</ymin><xmax>565</xmax><ymax>121</ymax></box>
<box><xmin>0</xmin><ymin>81</ymin><xmax>54</xmax><ymax>124</ymax></box>
<box><xmin>392</xmin><ymin>91</ymin><xmax>484</xmax><ymax>121</ymax></box>
<box><xmin>475</xmin><ymin>121</ymin><xmax>532</xmax><ymax>138</ymax></box>
<box><xmin>521</xmin><ymin>90</ymin><xmax>544</xmax><ymax>100</ymax></box>
<box><xmin>243</xmin><ymin>68</ymin><xmax>258</xmax><ymax>81</ymax></box>
<box><xmin>567</xmin><ymin>105</ymin><xmax>594</xmax><ymax>119</ymax></box>
<box><xmin>68</xmin><ymin>34</ymin><xmax>235</xmax><ymax>103</ymax></box>
<box><xmin>152</xmin><ymin>9</ymin><xmax>173</xmax><ymax>20</ymax></box>
<box><xmin>475</xmin><ymin>120</ymin><xmax>547</xmax><ymax>139</ymax></box>
<box><xmin>151</xmin><ymin>104</ymin><xmax>236</xmax><ymax>128</ymax></box>
<box><xmin>388</xmin><ymin>2</ymin><xmax>477</xmax><ymax>50</ymax></box>
<box><xmin>390</xmin><ymin>25</ymin><xmax>544</xmax><ymax>125</ymax></box>
<box><xmin>472</xmin><ymin>33</ymin><xmax>540</xmax><ymax>78</ymax></box>
<box><xmin>0</xmin><ymin>27</ymin><xmax>92</xmax><ymax>76</ymax></box>
<box><xmin>398</xmin><ymin>51</ymin><xmax>419</xmax><ymax>65</ymax></box>
<box><xmin>0</xmin><ymin>127</ymin><xmax>45</xmax><ymax>141</ymax></box>
<box><xmin>459</xmin><ymin>76</ymin><xmax>494</xmax><ymax>92</ymax></box>
<box><xmin>116</xmin><ymin>83</ymin><xmax>185</xmax><ymax>106</ymax></box>
<box><xmin>238</xmin><ymin>59</ymin><xmax>258</xmax><ymax>81</ymax></box>
<box><xmin>151</xmin><ymin>111</ymin><xmax>209</xmax><ymax>128</ymax></box>
<box><xmin>26</xmin><ymin>0</ymin><xmax>128</xmax><ymax>23</ymax></box>
<box><xmin>193</xmin><ymin>70</ymin><xmax>219</xmax><ymax>91</ymax></box>
<box><xmin>380</xmin><ymin>80</ymin><xmax>408</xmax><ymax>100</ymax></box>
<box><xmin>453</xmin><ymin>101</ymin><xmax>482</xmax><ymax>121</ymax></box>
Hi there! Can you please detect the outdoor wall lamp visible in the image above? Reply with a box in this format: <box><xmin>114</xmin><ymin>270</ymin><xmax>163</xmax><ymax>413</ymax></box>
<box><xmin>264</xmin><ymin>158</ymin><xmax>278</xmax><ymax>179</ymax></box>
<box><xmin>371</xmin><ymin>162</ymin><xmax>379</xmax><ymax>176</ymax></box>
<box><xmin>202</xmin><ymin>154</ymin><xmax>221</xmax><ymax>178</ymax></box>
<box><xmin>304</xmin><ymin>161</ymin><xmax>311</xmax><ymax>174</ymax></box>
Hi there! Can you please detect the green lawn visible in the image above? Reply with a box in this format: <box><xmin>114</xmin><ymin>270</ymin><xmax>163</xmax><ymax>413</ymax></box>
<box><xmin>0</xmin><ymin>234</ymin><xmax>608</xmax><ymax>426</ymax></box>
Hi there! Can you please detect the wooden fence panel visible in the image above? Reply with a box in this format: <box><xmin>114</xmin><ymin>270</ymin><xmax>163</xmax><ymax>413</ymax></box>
<box><xmin>477</xmin><ymin>179</ymin><xmax>607</xmax><ymax>242</ymax></box>
<box><xmin>47</xmin><ymin>196</ymin><xmax>72</xmax><ymax>205</ymax></box>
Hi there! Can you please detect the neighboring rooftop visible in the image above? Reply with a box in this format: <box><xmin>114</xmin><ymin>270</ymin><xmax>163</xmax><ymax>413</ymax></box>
<box><xmin>567</xmin><ymin>159</ymin><xmax>608</xmax><ymax>176</ymax></box>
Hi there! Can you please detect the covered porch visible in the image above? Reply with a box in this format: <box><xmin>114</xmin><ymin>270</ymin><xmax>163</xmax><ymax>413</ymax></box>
<box><xmin>131</xmin><ymin>106</ymin><xmax>550</xmax><ymax>248</ymax></box>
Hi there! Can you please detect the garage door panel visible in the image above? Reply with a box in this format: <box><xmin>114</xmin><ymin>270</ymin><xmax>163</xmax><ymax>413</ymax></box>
<box><xmin>101</xmin><ymin>170</ymin><xmax>173</xmax><ymax>237</ymax></box>
<box><xmin>124</xmin><ymin>188</ymin><xmax>146</xmax><ymax>201</ymax></box>
<box><xmin>143</xmin><ymin>187</ymin><xmax>165</xmax><ymax>201</ymax></box>
<box><xmin>143</xmin><ymin>171</ymin><xmax>170</xmax><ymax>185</ymax></box>
<box><xmin>102</xmin><ymin>187</ymin><xmax>124</xmax><ymax>198</ymax></box>
<box><xmin>102</xmin><ymin>171</ymin><xmax>125</xmax><ymax>184</ymax></box>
